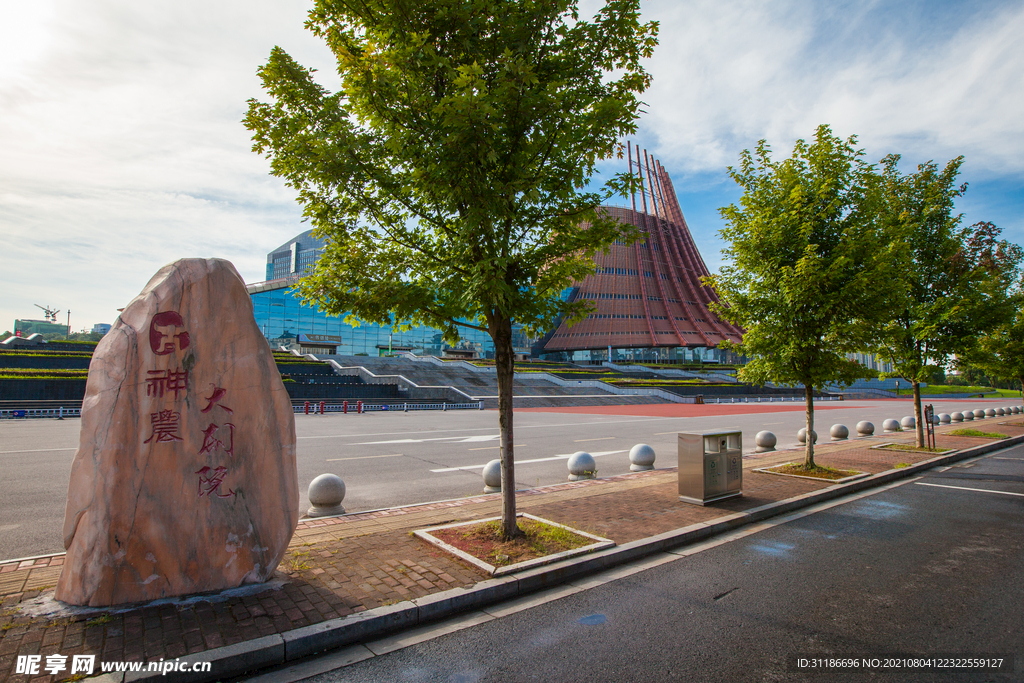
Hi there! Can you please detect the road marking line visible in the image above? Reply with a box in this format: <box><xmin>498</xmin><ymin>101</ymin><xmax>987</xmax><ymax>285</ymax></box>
<box><xmin>654</xmin><ymin>431</ymin><xmax>680</xmax><ymax>435</ymax></box>
<box><xmin>915</xmin><ymin>482</ymin><xmax>1024</xmax><ymax>498</ymax></box>
<box><xmin>326</xmin><ymin>454</ymin><xmax>403</xmax><ymax>462</ymax></box>
<box><xmin>468</xmin><ymin>444</ymin><xmax>525</xmax><ymax>451</ymax></box>
<box><xmin>0</xmin><ymin>448</ymin><xmax>76</xmax><ymax>454</ymax></box>
<box><xmin>574</xmin><ymin>437</ymin><xmax>616</xmax><ymax>442</ymax></box>
<box><xmin>993</xmin><ymin>457</ymin><xmax>1024</xmax><ymax>460</ymax></box>
<box><xmin>430</xmin><ymin>450</ymin><xmax>627</xmax><ymax>473</ymax></box>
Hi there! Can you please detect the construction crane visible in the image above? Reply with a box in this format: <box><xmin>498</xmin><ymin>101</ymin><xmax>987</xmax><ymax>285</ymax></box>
<box><xmin>34</xmin><ymin>304</ymin><xmax>60</xmax><ymax>323</ymax></box>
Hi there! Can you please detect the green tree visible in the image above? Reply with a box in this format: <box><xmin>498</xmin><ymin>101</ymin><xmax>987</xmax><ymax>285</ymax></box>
<box><xmin>870</xmin><ymin>155</ymin><xmax>1023</xmax><ymax>447</ymax></box>
<box><xmin>245</xmin><ymin>0</ymin><xmax>658</xmax><ymax>538</ymax></box>
<box><xmin>969</xmin><ymin>310</ymin><xmax>1024</xmax><ymax>398</ymax></box>
<box><xmin>710</xmin><ymin>125</ymin><xmax>895</xmax><ymax>468</ymax></box>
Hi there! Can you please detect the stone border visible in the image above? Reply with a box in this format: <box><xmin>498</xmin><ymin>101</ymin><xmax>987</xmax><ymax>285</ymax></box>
<box><xmin>413</xmin><ymin>513</ymin><xmax>615</xmax><ymax>577</ymax></box>
<box><xmin>101</xmin><ymin>433</ymin><xmax>1024</xmax><ymax>683</ymax></box>
<box><xmin>751</xmin><ymin>463</ymin><xmax>870</xmax><ymax>484</ymax></box>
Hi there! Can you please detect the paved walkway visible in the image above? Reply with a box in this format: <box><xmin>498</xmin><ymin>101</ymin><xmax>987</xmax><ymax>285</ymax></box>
<box><xmin>2</xmin><ymin>419</ymin><xmax>1023</xmax><ymax>681</ymax></box>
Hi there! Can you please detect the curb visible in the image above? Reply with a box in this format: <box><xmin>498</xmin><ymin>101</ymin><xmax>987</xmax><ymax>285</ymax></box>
<box><xmin>109</xmin><ymin>434</ymin><xmax>1024</xmax><ymax>682</ymax></box>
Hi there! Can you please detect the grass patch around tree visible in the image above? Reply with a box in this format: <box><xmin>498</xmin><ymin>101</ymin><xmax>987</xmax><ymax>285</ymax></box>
<box><xmin>876</xmin><ymin>443</ymin><xmax>951</xmax><ymax>453</ymax></box>
<box><xmin>761</xmin><ymin>463</ymin><xmax>864</xmax><ymax>480</ymax></box>
<box><xmin>428</xmin><ymin>517</ymin><xmax>600</xmax><ymax>568</ymax></box>
<box><xmin>947</xmin><ymin>428</ymin><xmax>1007</xmax><ymax>439</ymax></box>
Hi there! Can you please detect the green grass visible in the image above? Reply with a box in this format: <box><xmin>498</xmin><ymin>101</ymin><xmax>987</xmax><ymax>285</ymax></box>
<box><xmin>878</xmin><ymin>444</ymin><xmax>950</xmax><ymax>453</ymax></box>
<box><xmin>947</xmin><ymin>428</ymin><xmax>1007</xmax><ymax>438</ymax></box>
<box><xmin>918</xmin><ymin>385</ymin><xmax>1020</xmax><ymax>398</ymax></box>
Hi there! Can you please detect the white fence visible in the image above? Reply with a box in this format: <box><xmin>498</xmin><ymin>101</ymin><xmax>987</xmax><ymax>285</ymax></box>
<box><xmin>1</xmin><ymin>407</ymin><xmax>81</xmax><ymax>419</ymax></box>
<box><xmin>293</xmin><ymin>401</ymin><xmax>483</xmax><ymax>414</ymax></box>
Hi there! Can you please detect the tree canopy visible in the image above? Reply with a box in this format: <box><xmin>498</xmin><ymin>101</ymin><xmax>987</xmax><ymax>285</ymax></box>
<box><xmin>710</xmin><ymin>125</ymin><xmax>897</xmax><ymax>467</ymax></box>
<box><xmin>245</xmin><ymin>0</ymin><xmax>658</xmax><ymax>537</ymax></box>
<box><xmin>870</xmin><ymin>154</ymin><xmax>1023</xmax><ymax>447</ymax></box>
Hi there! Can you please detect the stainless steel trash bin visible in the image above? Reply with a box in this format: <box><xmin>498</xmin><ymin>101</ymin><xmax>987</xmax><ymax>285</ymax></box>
<box><xmin>678</xmin><ymin>429</ymin><xmax>742</xmax><ymax>505</ymax></box>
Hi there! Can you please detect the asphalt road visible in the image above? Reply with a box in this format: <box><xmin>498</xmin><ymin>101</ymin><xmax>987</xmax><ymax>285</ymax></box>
<box><xmin>297</xmin><ymin>445</ymin><xmax>1024</xmax><ymax>683</ymax></box>
<box><xmin>0</xmin><ymin>397</ymin><xmax>1018</xmax><ymax>561</ymax></box>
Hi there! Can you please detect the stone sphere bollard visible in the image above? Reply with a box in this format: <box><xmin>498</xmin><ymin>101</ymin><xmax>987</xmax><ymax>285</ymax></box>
<box><xmin>1014</xmin><ymin>406</ymin><xmax>1021</xmax><ymax>414</ymax></box>
<box><xmin>950</xmin><ymin>412</ymin><xmax>963</xmax><ymax>422</ymax></box>
<box><xmin>995</xmin><ymin>407</ymin><xmax>1005</xmax><ymax>416</ymax></box>
<box><xmin>882</xmin><ymin>418</ymin><xmax>901</xmax><ymax>433</ymax></box>
<box><xmin>629</xmin><ymin>444</ymin><xmax>656</xmax><ymax>471</ymax></box>
<box><xmin>755</xmin><ymin>431</ymin><xmax>777</xmax><ymax>452</ymax></box>
<box><xmin>482</xmin><ymin>459</ymin><xmax>502</xmax><ymax>493</ymax></box>
<box><xmin>930</xmin><ymin>414</ymin><xmax>940</xmax><ymax>425</ymax></box>
<box><xmin>797</xmin><ymin>428</ymin><xmax>817</xmax><ymax>444</ymax></box>
<box><xmin>856</xmin><ymin>421</ymin><xmax>874</xmax><ymax>436</ymax></box>
<box><xmin>984</xmin><ymin>408</ymin><xmax>996</xmax><ymax>418</ymax></box>
<box><xmin>567</xmin><ymin>451</ymin><xmax>597</xmax><ymax>481</ymax></box>
<box><xmin>938</xmin><ymin>413</ymin><xmax>951</xmax><ymax>424</ymax></box>
<box><xmin>901</xmin><ymin>416</ymin><xmax>916</xmax><ymax>429</ymax></box>
<box><xmin>962</xmin><ymin>410</ymin><xmax>973</xmax><ymax>421</ymax></box>
<box><xmin>973</xmin><ymin>409</ymin><xmax>986</xmax><ymax>419</ymax></box>
<box><xmin>307</xmin><ymin>474</ymin><xmax>346</xmax><ymax>517</ymax></box>
<box><xmin>830</xmin><ymin>424</ymin><xmax>849</xmax><ymax>440</ymax></box>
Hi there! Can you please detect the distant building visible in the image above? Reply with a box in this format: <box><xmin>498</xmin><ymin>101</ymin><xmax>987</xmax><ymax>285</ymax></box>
<box><xmin>92</xmin><ymin>323</ymin><xmax>112</xmax><ymax>335</ymax></box>
<box><xmin>248</xmin><ymin>147</ymin><xmax>742</xmax><ymax>362</ymax></box>
<box><xmin>14</xmin><ymin>319</ymin><xmax>69</xmax><ymax>337</ymax></box>
<box><xmin>265</xmin><ymin>229</ymin><xmax>326</xmax><ymax>281</ymax></box>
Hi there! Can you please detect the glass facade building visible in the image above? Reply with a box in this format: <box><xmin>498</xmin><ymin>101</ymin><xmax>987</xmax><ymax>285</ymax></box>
<box><xmin>248</xmin><ymin>277</ymin><xmax>533</xmax><ymax>358</ymax></box>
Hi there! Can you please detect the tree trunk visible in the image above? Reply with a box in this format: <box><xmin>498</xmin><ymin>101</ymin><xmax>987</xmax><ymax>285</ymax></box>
<box><xmin>492</xmin><ymin>316</ymin><xmax>522</xmax><ymax>540</ymax></box>
<box><xmin>804</xmin><ymin>382</ymin><xmax>815</xmax><ymax>468</ymax></box>
<box><xmin>913</xmin><ymin>381</ymin><xmax>924</xmax><ymax>449</ymax></box>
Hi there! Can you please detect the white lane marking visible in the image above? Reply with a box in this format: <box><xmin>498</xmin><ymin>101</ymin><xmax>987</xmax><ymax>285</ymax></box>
<box><xmin>993</xmin><ymin>457</ymin><xmax>1024</xmax><ymax>460</ymax></box>
<box><xmin>353</xmin><ymin>434</ymin><xmax>501</xmax><ymax>445</ymax></box>
<box><xmin>574</xmin><ymin>437</ymin><xmax>616</xmax><ymax>442</ymax></box>
<box><xmin>915</xmin><ymin>482</ymin><xmax>1024</xmax><ymax>498</ymax></box>
<box><xmin>468</xmin><ymin>444</ymin><xmax>524</xmax><ymax>451</ymax></box>
<box><xmin>654</xmin><ymin>431</ymin><xmax>679</xmax><ymax>435</ymax></box>
<box><xmin>0</xmin><ymin>447</ymin><xmax>76</xmax><ymax>454</ymax></box>
<box><xmin>326</xmin><ymin>454</ymin><xmax>403</xmax><ymax>462</ymax></box>
<box><xmin>429</xmin><ymin>450</ymin><xmax>627</xmax><ymax>473</ymax></box>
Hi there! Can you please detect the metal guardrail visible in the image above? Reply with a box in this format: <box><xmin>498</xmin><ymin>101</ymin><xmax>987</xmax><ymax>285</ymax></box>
<box><xmin>293</xmin><ymin>401</ymin><xmax>484</xmax><ymax>414</ymax></box>
<box><xmin>1</xmin><ymin>407</ymin><xmax>81</xmax><ymax>419</ymax></box>
<box><xmin>700</xmin><ymin>395</ymin><xmax>842</xmax><ymax>404</ymax></box>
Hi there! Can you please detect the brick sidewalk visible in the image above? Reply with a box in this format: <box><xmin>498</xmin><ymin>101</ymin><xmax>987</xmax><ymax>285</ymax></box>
<box><xmin>2</xmin><ymin>419</ymin><xmax>1022</xmax><ymax>682</ymax></box>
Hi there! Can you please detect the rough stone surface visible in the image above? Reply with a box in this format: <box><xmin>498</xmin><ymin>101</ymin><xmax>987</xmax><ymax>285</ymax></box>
<box><xmin>754</xmin><ymin>430</ymin><xmax>777</xmax><ymax>452</ymax></box>
<box><xmin>963</xmin><ymin>411</ymin><xmax>975</xmax><ymax>421</ymax></box>
<box><xmin>830</xmin><ymin>424</ymin><xmax>849</xmax><ymax>440</ymax></box>
<box><xmin>975</xmin><ymin>409</ymin><xmax>987</xmax><ymax>419</ymax></box>
<box><xmin>56</xmin><ymin>258</ymin><xmax>298</xmax><ymax>607</ymax></box>
<box><xmin>482</xmin><ymin>459</ymin><xmax>502</xmax><ymax>493</ymax></box>
<box><xmin>628</xmin><ymin>444</ymin><xmax>656</xmax><ymax>471</ymax></box>
<box><xmin>307</xmin><ymin>474</ymin><xmax>346</xmax><ymax>517</ymax></box>
<box><xmin>901</xmin><ymin>416</ymin><xmax>916</xmax><ymax>429</ymax></box>
<box><xmin>951</xmin><ymin>412</ymin><xmax>963</xmax><ymax>422</ymax></box>
<box><xmin>567</xmin><ymin>451</ymin><xmax>597</xmax><ymax>481</ymax></box>
<box><xmin>938</xmin><ymin>413</ymin><xmax>951</xmax><ymax>424</ymax></box>
<box><xmin>797</xmin><ymin>428</ymin><xmax>817</xmax><ymax>444</ymax></box>
<box><xmin>856</xmin><ymin>421</ymin><xmax>874</xmax><ymax>436</ymax></box>
<box><xmin>882</xmin><ymin>419</ymin><xmax>901</xmax><ymax>432</ymax></box>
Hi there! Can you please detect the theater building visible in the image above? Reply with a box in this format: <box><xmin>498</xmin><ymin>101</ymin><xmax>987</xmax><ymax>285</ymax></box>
<box><xmin>247</xmin><ymin>145</ymin><xmax>742</xmax><ymax>363</ymax></box>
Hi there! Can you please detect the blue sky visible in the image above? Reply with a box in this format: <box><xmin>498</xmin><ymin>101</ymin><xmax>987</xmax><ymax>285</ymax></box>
<box><xmin>1</xmin><ymin>0</ymin><xmax>1022</xmax><ymax>332</ymax></box>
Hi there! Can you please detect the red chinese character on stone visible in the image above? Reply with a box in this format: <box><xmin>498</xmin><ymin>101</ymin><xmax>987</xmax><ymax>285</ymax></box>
<box><xmin>146</xmin><ymin>369</ymin><xmax>189</xmax><ymax>399</ymax></box>
<box><xmin>143</xmin><ymin>410</ymin><xmax>182</xmax><ymax>444</ymax></box>
<box><xmin>200</xmin><ymin>384</ymin><xmax>233</xmax><ymax>414</ymax></box>
<box><xmin>199</xmin><ymin>422</ymin><xmax>235</xmax><ymax>458</ymax></box>
<box><xmin>195</xmin><ymin>466</ymin><xmax>234</xmax><ymax>498</ymax></box>
<box><xmin>149</xmin><ymin>311</ymin><xmax>190</xmax><ymax>356</ymax></box>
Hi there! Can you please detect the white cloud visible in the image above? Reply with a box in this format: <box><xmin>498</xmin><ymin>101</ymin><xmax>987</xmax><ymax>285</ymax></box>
<box><xmin>641</xmin><ymin>0</ymin><xmax>1024</xmax><ymax>177</ymax></box>
<box><xmin>0</xmin><ymin>0</ymin><xmax>1021</xmax><ymax>333</ymax></box>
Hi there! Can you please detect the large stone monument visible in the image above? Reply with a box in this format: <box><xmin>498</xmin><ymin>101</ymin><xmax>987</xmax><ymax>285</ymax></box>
<box><xmin>56</xmin><ymin>259</ymin><xmax>298</xmax><ymax>606</ymax></box>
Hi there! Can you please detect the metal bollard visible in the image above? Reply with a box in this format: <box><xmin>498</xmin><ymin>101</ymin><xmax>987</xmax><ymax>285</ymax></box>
<box><xmin>357</xmin><ymin>400</ymin><xmax>363</xmax><ymax>414</ymax></box>
<box><xmin>304</xmin><ymin>401</ymin><xmax>310</xmax><ymax>415</ymax></box>
<box><xmin>343</xmin><ymin>400</ymin><xmax>348</xmax><ymax>414</ymax></box>
<box><xmin>320</xmin><ymin>400</ymin><xmax>325</xmax><ymax>414</ymax></box>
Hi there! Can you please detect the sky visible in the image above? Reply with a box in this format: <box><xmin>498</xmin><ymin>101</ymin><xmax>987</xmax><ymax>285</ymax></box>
<box><xmin>1</xmin><ymin>0</ymin><xmax>1022</xmax><ymax>333</ymax></box>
